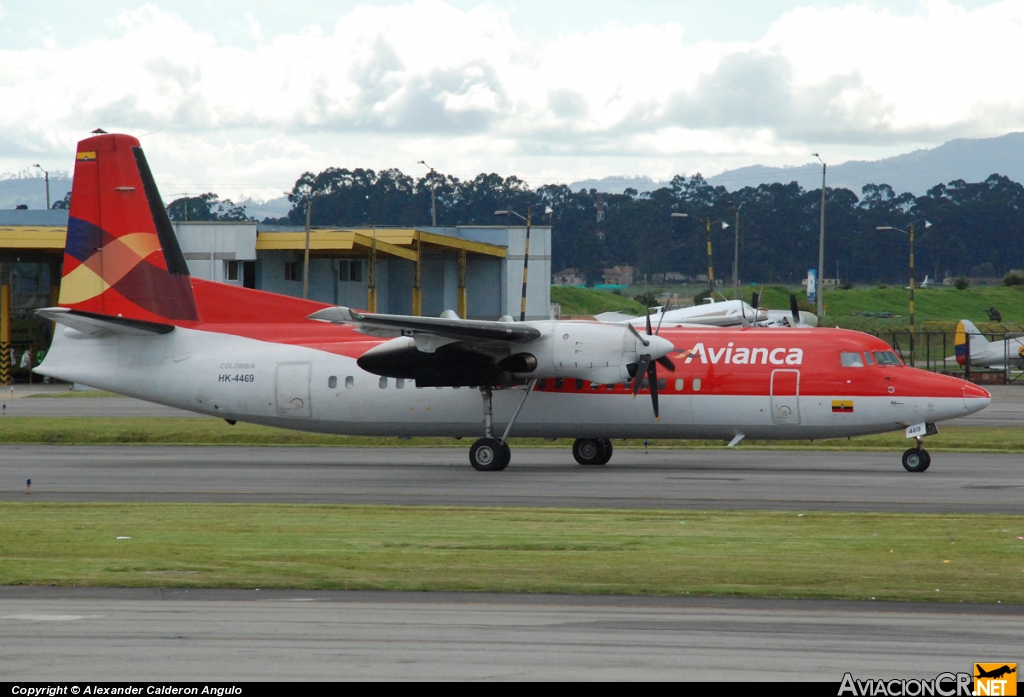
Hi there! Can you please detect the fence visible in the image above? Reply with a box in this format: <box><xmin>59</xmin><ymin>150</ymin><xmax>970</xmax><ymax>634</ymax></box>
<box><xmin>871</xmin><ymin>330</ymin><xmax>1023</xmax><ymax>384</ymax></box>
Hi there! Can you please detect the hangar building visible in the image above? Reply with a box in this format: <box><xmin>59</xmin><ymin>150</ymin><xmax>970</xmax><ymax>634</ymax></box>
<box><xmin>0</xmin><ymin>209</ymin><xmax>552</xmax><ymax>382</ymax></box>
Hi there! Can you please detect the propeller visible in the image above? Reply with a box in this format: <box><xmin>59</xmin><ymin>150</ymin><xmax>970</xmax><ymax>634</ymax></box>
<box><xmin>630</xmin><ymin>301</ymin><xmax>674</xmax><ymax>419</ymax></box>
<box><xmin>790</xmin><ymin>293</ymin><xmax>800</xmax><ymax>325</ymax></box>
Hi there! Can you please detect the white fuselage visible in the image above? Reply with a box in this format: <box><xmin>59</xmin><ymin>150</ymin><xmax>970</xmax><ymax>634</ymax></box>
<box><xmin>37</xmin><ymin>324</ymin><xmax>985</xmax><ymax>441</ymax></box>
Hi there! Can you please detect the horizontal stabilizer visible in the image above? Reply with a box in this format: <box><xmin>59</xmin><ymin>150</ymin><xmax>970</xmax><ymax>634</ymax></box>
<box><xmin>37</xmin><ymin>307</ymin><xmax>175</xmax><ymax>336</ymax></box>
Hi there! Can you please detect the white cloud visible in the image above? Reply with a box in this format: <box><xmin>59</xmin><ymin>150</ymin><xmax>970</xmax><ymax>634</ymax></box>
<box><xmin>1</xmin><ymin>0</ymin><xmax>1022</xmax><ymax>199</ymax></box>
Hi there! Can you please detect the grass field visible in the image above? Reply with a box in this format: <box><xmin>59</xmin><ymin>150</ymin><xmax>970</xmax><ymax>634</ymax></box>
<box><xmin>0</xmin><ymin>417</ymin><xmax>1018</xmax><ymax>450</ymax></box>
<box><xmin>551</xmin><ymin>286</ymin><xmax>646</xmax><ymax>316</ymax></box>
<box><xmin>1</xmin><ymin>503</ymin><xmax>1021</xmax><ymax>602</ymax></box>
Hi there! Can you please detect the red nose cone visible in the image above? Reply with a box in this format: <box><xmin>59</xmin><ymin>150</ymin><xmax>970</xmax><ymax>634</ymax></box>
<box><xmin>964</xmin><ymin>383</ymin><xmax>991</xmax><ymax>400</ymax></box>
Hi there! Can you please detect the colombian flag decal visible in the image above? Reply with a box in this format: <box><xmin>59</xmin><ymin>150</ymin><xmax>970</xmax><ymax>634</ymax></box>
<box><xmin>832</xmin><ymin>399</ymin><xmax>854</xmax><ymax>413</ymax></box>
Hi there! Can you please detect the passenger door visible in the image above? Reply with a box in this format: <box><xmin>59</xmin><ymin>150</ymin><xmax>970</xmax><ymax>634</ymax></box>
<box><xmin>770</xmin><ymin>369</ymin><xmax>801</xmax><ymax>425</ymax></box>
<box><xmin>276</xmin><ymin>363</ymin><xmax>311</xmax><ymax>418</ymax></box>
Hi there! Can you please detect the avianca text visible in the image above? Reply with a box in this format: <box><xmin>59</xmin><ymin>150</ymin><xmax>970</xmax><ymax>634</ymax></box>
<box><xmin>682</xmin><ymin>342</ymin><xmax>803</xmax><ymax>365</ymax></box>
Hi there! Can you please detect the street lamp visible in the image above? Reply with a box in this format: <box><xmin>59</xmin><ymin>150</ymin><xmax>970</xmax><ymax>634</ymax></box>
<box><xmin>812</xmin><ymin>153</ymin><xmax>826</xmax><ymax>317</ymax></box>
<box><xmin>32</xmin><ymin>165</ymin><xmax>50</xmax><ymax>209</ymax></box>
<box><xmin>730</xmin><ymin>201</ymin><xmax>745</xmax><ymax>300</ymax></box>
<box><xmin>496</xmin><ymin>204</ymin><xmax>552</xmax><ymax>321</ymax></box>
<box><xmin>877</xmin><ymin>220</ymin><xmax>931</xmax><ymax>366</ymax></box>
<box><xmin>671</xmin><ymin>212</ymin><xmax>729</xmax><ymax>297</ymax></box>
<box><xmin>418</xmin><ymin>160</ymin><xmax>437</xmax><ymax>227</ymax></box>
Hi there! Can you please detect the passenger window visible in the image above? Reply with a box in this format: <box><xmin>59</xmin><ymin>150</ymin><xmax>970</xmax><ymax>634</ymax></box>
<box><xmin>863</xmin><ymin>352</ymin><xmax>875</xmax><ymax>365</ymax></box>
<box><xmin>590</xmin><ymin>382</ymin><xmax>600</xmax><ymax>390</ymax></box>
<box><xmin>658</xmin><ymin>378</ymin><xmax>666</xmax><ymax>390</ymax></box>
<box><xmin>675</xmin><ymin>378</ymin><xmax>684</xmax><ymax>391</ymax></box>
<box><xmin>575</xmin><ymin>379</ymin><xmax>585</xmax><ymax>390</ymax></box>
<box><xmin>873</xmin><ymin>351</ymin><xmax>902</xmax><ymax>366</ymax></box>
<box><xmin>396</xmin><ymin>378</ymin><xmax>404</xmax><ymax>389</ymax></box>
<box><xmin>328</xmin><ymin>376</ymin><xmax>337</xmax><ymax>388</ymax></box>
<box><xmin>345</xmin><ymin>376</ymin><xmax>354</xmax><ymax>388</ymax></box>
<box><xmin>841</xmin><ymin>352</ymin><xmax>864</xmax><ymax>367</ymax></box>
<box><xmin>692</xmin><ymin>378</ymin><xmax>702</xmax><ymax>392</ymax></box>
<box><xmin>554</xmin><ymin>378</ymin><xmax>564</xmax><ymax>390</ymax></box>
<box><xmin>379</xmin><ymin>377</ymin><xmax>388</xmax><ymax>389</ymax></box>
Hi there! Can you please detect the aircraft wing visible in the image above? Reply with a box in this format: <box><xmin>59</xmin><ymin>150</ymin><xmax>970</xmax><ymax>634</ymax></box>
<box><xmin>308</xmin><ymin>306</ymin><xmax>541</xmax><ymax>344</ymax></box>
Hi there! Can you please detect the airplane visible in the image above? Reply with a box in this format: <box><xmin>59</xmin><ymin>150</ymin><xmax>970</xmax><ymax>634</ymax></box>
<box><xmin>975</xmin><ymin>665</ymin><xmax>1016</xmax><ymax>680</ymax></box>
<box><xmin>953</xmin><ymin>319</ymin><xmax>1024</xmax><ymax>368</ymax></box>
<box><xmin>596</xmin><ymin>296</ymin><xmax>818</xmax><ymax>329</ymax></box>
<box><xmin>34</xmin><ymin>133</ymin><xmax>990</xmax><ymax>474</ymax></box>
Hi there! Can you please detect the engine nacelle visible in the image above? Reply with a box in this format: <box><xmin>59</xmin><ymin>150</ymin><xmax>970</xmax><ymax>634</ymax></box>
<box><xmin>355</xmin><ymin>322</ymin><xmax>674</xmax><ymax>387</ymax></box>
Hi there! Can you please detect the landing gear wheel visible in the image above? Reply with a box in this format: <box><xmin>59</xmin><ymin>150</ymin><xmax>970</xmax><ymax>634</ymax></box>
<box><xmin>470</xmin><ymin>437</ymin><xmax>510</xmax><ymax>471</ymax></box>
<box><xmin>902</xmin><ymin>447</ymin><xmax>931</xmax><ymax>472</ymax></box>
<box><xmin>573</xmin><ymin>438</ymin><xmax>607</xmax><ymax>466</ymax></box>
<box><xmin>597</xmin><ymin>438</ymin><xmax>613</xmax><ymax>465</ymax></box>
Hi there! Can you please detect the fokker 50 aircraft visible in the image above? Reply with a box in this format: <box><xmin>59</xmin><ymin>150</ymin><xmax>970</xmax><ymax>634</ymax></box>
<box><xmin>954</xmin><ymin>319</ymin><xmax>1024</xmax><ymax>368</ymax></box>
<box><xmin>35</xmin><ymin>134</ymin><xmax>990</xmax><ymax>473</ymax></box>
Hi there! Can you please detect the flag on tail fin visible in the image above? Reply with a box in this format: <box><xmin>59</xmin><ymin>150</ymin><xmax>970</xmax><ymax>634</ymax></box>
<box><xmin>60</xmin><ymin>133</ymin><xmax>198</xmax><ymax>323</ymax></box>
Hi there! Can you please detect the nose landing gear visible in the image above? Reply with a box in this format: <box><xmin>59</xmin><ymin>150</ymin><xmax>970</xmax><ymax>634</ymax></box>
<box><xmin>902</xmin><ymin>446</ymin><xmax>931</xmax><ymax>472</ymax></box>
<box><xmin>902</xmin><ymin>436</ymin><xmax>931</xmax><ymax>472</ymax></box>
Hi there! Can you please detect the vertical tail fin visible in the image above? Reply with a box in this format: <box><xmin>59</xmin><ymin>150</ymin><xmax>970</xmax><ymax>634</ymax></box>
<box><xmin>60</xmin><ymin>133</ymin><xmax>198</xmax><ymax>323</ymax></box>
<box><xmin>954</xmin><ymin>319</ymin><xmax>987</xmax><ymax>365</ymax></box>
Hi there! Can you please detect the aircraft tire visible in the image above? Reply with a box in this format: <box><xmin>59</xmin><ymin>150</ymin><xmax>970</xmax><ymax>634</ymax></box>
<box><xmin>573</xmin><ymin>438</ymin><xmax>605</xmax><ymax>466</ymax></box>
<box><xmin>902</xmin><ymin>447</ymin><xmax>931</xmax><ymax>473</ymax></box>
<box><xmin>597</xmin><ymin>438</ymin><xmax>613</xmax><ymax>465</ymax></box>
<box><xmin>470</xmin><ymin>437</ymin><xmax>509</xmax><ymax>471</ymax></box>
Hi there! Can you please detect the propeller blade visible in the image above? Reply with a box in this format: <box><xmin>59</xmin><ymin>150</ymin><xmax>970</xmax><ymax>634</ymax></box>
<box><xmin>656</xmin><ymin>355</ymin><xmax>675</xmax><ymax>371</ymax></box>
<box><xmin>655</xmin><ymin>303</ymin><xmax>667</xmax><ymax>335</ymax></box>
<box><xmin>632</xmin><ymin>354</ymin><xmax>651</xmax><ymax>396</ymax></box>
<box><xmin>751</xmin><ymin>292</ymin><xmax>759</xmax><ymax>310</ymax></box>
<box><xmin>645</xmin><ymin>303</ymin><xmax>653</xmax><ymax>335</ymax></box>
<box><xmin>628</xmin><ymin>322</ymin><xmax>650</xmax><ymax>347</ymax></box>
<box><xmin>790</xmin><ymin>293</ymin><xmax>800</xmax><ymax>323</ymax></box>
<box><xmin>647</xmin><ymin>359</ymin><xmax>659</xmax><ymax>420</ymax></box>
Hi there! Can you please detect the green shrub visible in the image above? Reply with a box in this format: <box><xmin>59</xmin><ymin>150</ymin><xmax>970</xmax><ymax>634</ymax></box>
<box><xmin>954</xmin><ymin>276</ymin><xmax>970</xmax><ymax>290</ymax></box>
<box><xmin>1004</xmin><ymin>273</ymin><xmax>1024</xmax><ymax>286</ymax></box>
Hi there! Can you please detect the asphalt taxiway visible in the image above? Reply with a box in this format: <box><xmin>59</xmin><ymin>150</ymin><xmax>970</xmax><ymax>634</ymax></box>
<box><xmin>1</xmin><ymin>587</ymin><xmax>1019</xmax><ymax>680</ymax></box>
<box><xmin>1</xmin><ymin>444</ymin><xmax>1021</xmax><ymax>512</ymax></box>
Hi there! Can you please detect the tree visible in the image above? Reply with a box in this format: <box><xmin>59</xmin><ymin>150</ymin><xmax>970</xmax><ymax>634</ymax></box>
<box><xmin>167</xmin><ymin>193</ymin><xmax>249</xmax><ymax>221</ymax></box>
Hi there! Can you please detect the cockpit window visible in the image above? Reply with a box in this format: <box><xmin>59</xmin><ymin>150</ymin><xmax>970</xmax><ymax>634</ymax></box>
<box><xmin>873</xmin><ymin>351</ymin><xmax>902</xmax><ymax>366</ymax></box>
<box><xmin>863</xmin><ymin>351</ymin><xmax>875</xmax><ymax>365</ymax></box>
<box><xmin>841</xmin><ymin>352</ymin><xmax>864</xmax><ymax>367</ymax></box>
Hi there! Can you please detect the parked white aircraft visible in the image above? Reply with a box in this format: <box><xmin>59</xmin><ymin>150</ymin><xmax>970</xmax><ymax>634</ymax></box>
<box><xmin>597</xmin><ymin>297</ymin><xmax>818</xmax><ymax>329</ymax></box>
<box><xmin>952</xmin><ymin>319</ymin><xmax>1024</xmax><ymax>368</ymax></box>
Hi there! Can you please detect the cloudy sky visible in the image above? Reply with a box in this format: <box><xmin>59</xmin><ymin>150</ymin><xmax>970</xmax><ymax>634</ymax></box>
<box><xmin>1</xmin><ymin>0</ymin><xmax>1021</xmax><ymax>200</ymax></box>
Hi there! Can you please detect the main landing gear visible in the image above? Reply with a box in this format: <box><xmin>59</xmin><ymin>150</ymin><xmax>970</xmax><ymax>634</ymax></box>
<box><xmin>469</xmin><ymin>381</ymin><xmax>537</xmax><ymax>472</ymax></box>
<box><xmin>572</xmin><ymin>438</ymin><xmax>613</xmax><ymax>466</ymax></box>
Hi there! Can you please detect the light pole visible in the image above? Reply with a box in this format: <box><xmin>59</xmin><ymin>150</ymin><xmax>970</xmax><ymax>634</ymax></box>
<box><xmin>812</xmin><ymin>153</ymin><xmax>826</xmax><ymax>316</ymax></box>
<box><xmin>671</xmin><ymin>213</ymin><xmax>728</xmax><ymax>298</ymax></box>
<box><xmin>877</xmin><ymin>220</ymin><xmax>931</xmax><ymax>366</ymax></box>
<box><xmin>33</xmin><ymin>165</ymin><xmax>50</xmax><ymax>209</ymax></box>
<box><xmin>732</xmin><ymin>202</ymin><xmax>745</xmax><ymax>300</ymax></box>
<box><xmin>496</xmin><ymin>204</ymin><xmax>552</xmax><ymax>321</ymax></box>
<box><xmin>418</xmin><ymin>160</ymin><xmax>437</xmax><ymax>227</ymax></box>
